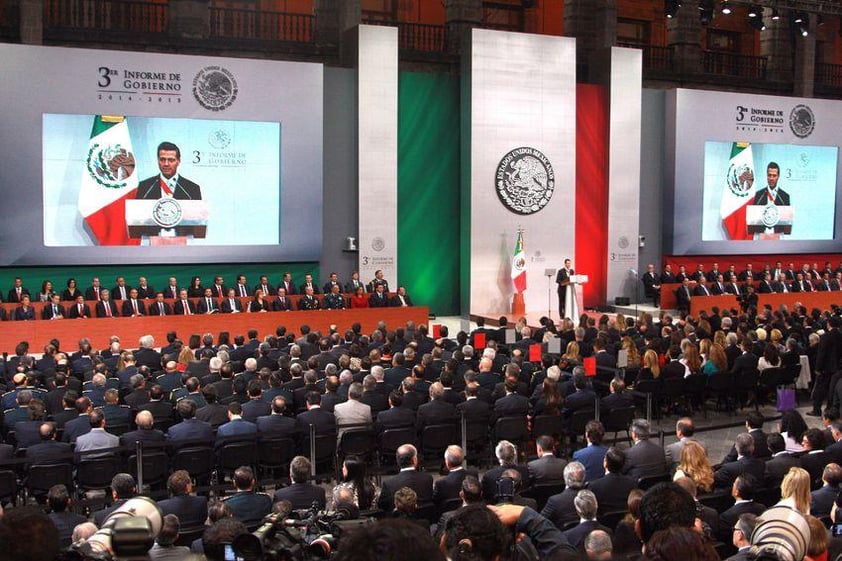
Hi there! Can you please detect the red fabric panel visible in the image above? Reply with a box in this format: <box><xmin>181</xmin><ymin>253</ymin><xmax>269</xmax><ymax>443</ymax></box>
<box><xmin>575</xmin><ymin>84</ymin><xmax>609</xmax><ymax>309</ymax></box>
<box><xmin>83</xmin><ymin>188</ymin><xmax>141</xmax><ymax>246</ymax></box>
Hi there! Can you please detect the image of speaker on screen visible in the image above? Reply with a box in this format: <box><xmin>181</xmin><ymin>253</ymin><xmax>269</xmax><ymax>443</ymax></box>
<box><xmin>136</xmin><ymin>142</ymin><xmax>202</xmax><ymax>200</ymax></box>
<box><xmin>752</xmin><ymin>162</ymin><xmax>789</xmax><ymax>206</ymax></box>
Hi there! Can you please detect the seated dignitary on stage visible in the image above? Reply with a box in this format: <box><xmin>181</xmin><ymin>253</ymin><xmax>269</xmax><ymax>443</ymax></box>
<box><xmin>390</xmin><ymin>286</ymin><xmax>414</xmax><ymax>307</ymax></box>
<box><xmin>121</xmin><ymin>288</ymin><xmax>146</xmax><ymax>317</ymax></box>
<box><xmin>322</xmin><ymin>272</ymin><xmax>341</xmax><ymax>295</ymax></box>
<box><xmin>345</xmin><ymin>271</ymin><xmax>366</xmax><ymax>294</ymax></box>
<box><xmin>272</xmin><ymin>287</ymin><xmax>293</xmax><ymax>311</ymax></box>
<box><xmin>349</xmin><ymin>286</ymin><xmax>369</xmax><ymax>308</ymax></box>
<box><xmin>68</xmin><ymin>294</ymin><xmax>91</xmax><ymax>319</ymax></box>
<box><xmin>147</xmin><ymin>292</ymin><xmax>172</xmax><ymax>316</ymax></box>
<box><xmin>299</xmin><ymin>273</ymin><xmax>320</xmax><ymax>294</ymax></box>
<box><xmin>221</xmin><ymin>288</ymin><xmax>244</xmax><ymax>313</ymax></box>
<box><xmin>41</xmin><ymin>293</ymin><xmax>65</xmax><ymax>320</ymax></box>
<box><xmin>173</xmin><ymin>289</ymin><xmax>196</xmax><ymax>315</ymax></box>
<box><xmin>197</xmin><ymin>288</ymin><xmax>220</xmax><ymax>314</ymax></box>
<box><xmin>96</xmin><ymin>291</ymin><xmax>120</xmax><ymax>318</ymax></box>
<box><xmin>297</xmin><ymin>286</ymin><xmax>320</xmax><ymax>310</ymax></box>
<box><xmin>247</xmin><ymin>289</ymin><xmax>270</xmax><ymax>313</ymax></box>
<box><xmin>323</xmin><ymin>284</ymin><xmax>347</xmax><ymax>309</ymax></box>
<box><xmin>368</xmin><ymin>283</ymin><xmax>390</xmax><ymax>308</ymax></box>
<box><xmin>641</xmin><ymin>264</ymin><xmax>661</xmax><ymax>307</ymax></box>
<box><xmin>14</xmin><ymin>294</ymin><xmax>35</xmax><ymax>321</ymax></box>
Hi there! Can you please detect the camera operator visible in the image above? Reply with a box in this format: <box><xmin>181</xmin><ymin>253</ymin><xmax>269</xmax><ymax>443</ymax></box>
<box><xmin>0</xmin><ymin>506</ymin><xmax>60</xmax><ymax>561</ymax></box>
<box><xmin>202</xmin><ymin>518</ymin><xmax>248</xmax><ymax>561</ymax></box>
<box><xmin>335</xmin><ymin>518</ymin><xmax>444</xmax><ymax>561</ymax></box>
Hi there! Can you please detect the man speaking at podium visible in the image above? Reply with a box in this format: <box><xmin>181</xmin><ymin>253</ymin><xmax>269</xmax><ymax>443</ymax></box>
<box><xmin>136</xmin><ymin>141</ymin><xmax>202</xmax><ymax>200</ymax></box>
<box><xmin>752</xmin><ymin>162</ymin><xmax>789</xmax><ymax>206</ymax></box>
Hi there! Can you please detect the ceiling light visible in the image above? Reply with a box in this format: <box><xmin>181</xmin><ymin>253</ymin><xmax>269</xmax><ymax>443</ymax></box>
<box><xmin>665</xmin><ymin>0</ymin><xmax>680</xmax><ymax>19</ymax></box>
<box><xmin>771</xmin><ymin>8</ymin><xmax>780</xmax><ymax>21</ymax></box>
<box><xmin>721</xmin><ymin>1</ymin><xmax>731</xmax><ymax>15</ymax></box>
<box><xmin>748</xmin><ymin>5</ymin><xmax>760</xmax><ymax>18</ymax></box>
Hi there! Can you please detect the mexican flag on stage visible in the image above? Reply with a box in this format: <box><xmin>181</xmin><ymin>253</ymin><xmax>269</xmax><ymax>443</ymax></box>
<box><xmin>512</xmin><ymin>228</ymin><xmax>526</xmax><ymax>293</ymax></box>
<box><xmin>79</xmin><ymin>115</ymin><xmax>140</xmax><ymax>246</ymax></box>
<box><xmin>720</xmin><ymin>141</ymin><xmax>755</xmax><ymax>241</ymax></box>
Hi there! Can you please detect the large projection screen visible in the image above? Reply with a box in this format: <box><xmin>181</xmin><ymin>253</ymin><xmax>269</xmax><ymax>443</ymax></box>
<box><xmin>666</xmin><ymin>89</ymin><xmax>842</xmax><ymax>255</ymax></box>
<box><xmin>0</xmin><ymin>44</ymin><xmax>323</xmax><ymax>265</ymax></box>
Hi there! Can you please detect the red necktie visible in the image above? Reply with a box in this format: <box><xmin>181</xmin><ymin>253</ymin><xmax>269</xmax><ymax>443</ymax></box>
<box><xmin>217</xmin><ymin>285</ymin><xmax>223</xmax><ymax>297</ymax></box>
<box><xmin>94</xmin><ymin>287</ymin><xmax>99</xmax><ymax>299</ymax></box>
<box><xmin>160</xmin><ymin>177</ymin><xmax>173</xmax><ymax>196</ymax></box>
<box><xmin>767</xmin><ymin>191</ymin><xmax>774</xmax><ymax>203</ymax></box>
<box><xmin>105</xmin><ymin>303</ymin><xmax>111</xmax><ymax>317</ymax></box>
<box><xmin>133</xmin><ymin>300</ymin><xmax>138</xmax><ymax>315</ymax></box>
<box><xmin>183</xmin><ymin>301</ymin><xmax>189</xmax><ymax>315</ymax></box>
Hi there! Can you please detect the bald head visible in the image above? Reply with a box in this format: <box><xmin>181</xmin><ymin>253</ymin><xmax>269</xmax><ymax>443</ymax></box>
<box><xmin>135</xmin><ymin>410</ymin><xmax>154</xmax><ymax>430</ymax></box>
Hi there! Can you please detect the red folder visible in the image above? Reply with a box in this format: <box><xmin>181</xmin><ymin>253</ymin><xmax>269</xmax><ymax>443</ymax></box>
<box><xmin>584</xmin><ymin>356</ymin><xmax>596</xmax><ymax>376</ymax></box>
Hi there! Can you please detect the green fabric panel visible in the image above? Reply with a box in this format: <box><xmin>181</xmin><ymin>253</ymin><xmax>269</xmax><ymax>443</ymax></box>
<box><xmin>0</xmin><ymin>263</ymin><xmax>319</xmax><ymax>296</ymax></box>
<box><xmin>90</xmin><ymin>115</ymin><xmax>115</xmax><ymax>137</ymax></box>
<box><xmin>397</xmin><ymin>72</ymin><xmax>461</xmax><ymax>316</ymax></box>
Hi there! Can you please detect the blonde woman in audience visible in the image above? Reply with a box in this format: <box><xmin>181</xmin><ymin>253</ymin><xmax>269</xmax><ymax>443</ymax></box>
<box><xmin>621</xmin><ymin>337</ymin><xmax>641</xmax><ymax>369</ymax></box>
<box><xmin>699</xmin><ymin>338</ymin><xmax>711</xmax><ymax>365</ymax></box>
<box><xmin>177</xmin><ymin>346</ymin><xmax>194</xmax><ymax>372</ymax></box>
<box><xmin>673</xmin><ymin>441</ymin><xmax>714</xmax><ymax>493</ymax></box>
<box><xmin>680</xmin><ymin>344</ymin><xmax>702</xmax><ymax>377</ymax></box>
<box><xmin>770</xmin><ymin>328</ymin><xmax>786</xmax><ymax>353</ymax></box>
<box><xmin>778</xmin><ymin>467</ymin><xmax>811</xmax><ymax>515</ymax></box>
<box><xmin>560</xmin><ymin>341</ymin><xmax>581</xmax><ymax>370</ymax></box>
<box><xmin>639</xmin><ymin>349</ymin><xmax>660</xmax><ymax>381</ymax></box>
<box><xmin>713</xmin><ymin>330</ymin><xmax>727</xmax><ymax>350</ymax></box>
<box><xmin>702</xmin><ymin>343</ymin><xmax>727</xmax><ymax>377</ymax></box>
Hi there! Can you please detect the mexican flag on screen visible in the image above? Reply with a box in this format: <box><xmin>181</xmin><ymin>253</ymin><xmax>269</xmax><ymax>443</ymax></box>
<box><xmin>78</xmin><ymin>115</ymin><xmax>140</xmax><ymax>245</ymax></box>
<box><xmin>720</xmin><ymin>141</ymin><xmax>755</xmax><ymax>241</ymax></box>
<box><xmin>512</xmin><ymin>229</ymin><xmax>526</xmax><ymax>293</ymax></box>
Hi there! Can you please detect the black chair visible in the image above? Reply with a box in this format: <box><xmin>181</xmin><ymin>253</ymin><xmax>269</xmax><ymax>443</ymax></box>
<box><xmin>754</xmin><ymin>487</ymin><xmax>781</xmax><ymax>508</ymax></box>
<box><xmin>698</xmin><ymin>490</ymin><xmax>735</xmax><ymax>514</ymax></box>
<box><xmin>597</xmin><ymin>509</ymin><xmax>627</xmax><ymax>531</ymax></box>
<box><xmin>602</xmin><ymin>405</ymin><xmax>635</xmax><ymax>445</ymax></box>
<box><xmin>336</xmin><ymin>428</ymin><xmax>376</xmax><ymax>464</ymax></box>
<box><xmin>632</xmin><ymin>379</ymin><xmax>662</xmax><ymax>419</ymax></box>
<box><xmin>660</xmin><ymin>376</ymin><xmax>685</xmax><ymax>416</ymax></box>
<box><xmin>757</xmin><ymin>367</ymin><xmax>785</xmax><ymax>408</ymax></box>
<box><xmin>257</xmin><ymin>437</ymin><xmax>295</xmax><ymax>480</ymax></box>
<box><xmin>127</xmin><ymin>450</ymin><xmax>169</xmax><ymax>492</ymax></box>
<box><xmin>420</xmin><ymin>424</ymin><xmax>457</xmax><ymax>466</ymax></box>
<box><xmin>439</xmin><ymin>497</ymin><xmax>463</xmax><ymax>515</ymax></box>
<box><xmin>76</xmin><ymin>456</ymin><xmax>121</xmax><ymax>496</ymax></box>
<box><xmin>376</xmin><ymin>427</ymin><xmax>416</xmax><ymax>473</ymax></box>
<box><xmin>106</xmin><ymin>424</ymin><xmax>131</xmax><ymax>437</ymax></box>
<box><xmin>636</xmin><ymin>473</ymin><xmax>670</xmax><ymax>491</ymax></box>
<box><xmin>706</xmin><ymin>371</ymin><xmax>734</xmax><ymax>413</ymax></box>
<box><xmin>683</xmin><ymin>375</ymin><xmax>708</xmax><ymax>417</ymax></box>
<box><xmin>27</xmin><ymin>463</ymin><xmax>74</xmax><ymax>501</ymax></box>
<box><xmin>171</xmin><ymin>447</ymin><xmax>215</xmax><ymax>486</ymax></box>
<box><xmin>532</xmin><ymin>415</ymin><xmax>565</xmax><ymax>441</ymax></box>
<box><xmin>300</xmin><ymin>433</ymin><xmax>337</xmax><ymax>481</ymax></box>
<box><xmin>463</xmin><ymin>420</ymin><xmax>491</xmax><ymax>467</ymax></box>
<box><xmin>218</xmin><ymin>440</ymin><xmax>259</xmax><ymax>477</ymax></box>
<box><xmin>494</xmin><ymin>417</ymin><xmax>529</xmax><ymax>448</ymax></box>
<box><xmin>564</xmin><ymin>408</ymin><xmax>595</xmax><ymax>454</ymax></box>
<box><xmin>0</xmin><ymin>469</ymin><xmax>19</xmax><ymax>506</ymax></box>
<box><xmin>152</xmin><ymin>418</ymin><xmax>175</xmax><ymax>433</ymax></box>
<box><xmin>174</xmin><ymin>526</ymin><xmax>207</xmax><ymax>547</ymax></box>
<box><xmin>520</xmin><ymin>481</ymin><xmax>564</xmax><ymax>512</ymax></box>
<box><xmin>734</xmin><ymin>369</ymin><xmax>759</xmax><ymax>410</ymax></box>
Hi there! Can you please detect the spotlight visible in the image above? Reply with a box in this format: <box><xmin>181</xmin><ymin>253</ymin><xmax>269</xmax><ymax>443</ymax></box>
<box><xmin>749</xmin><ymin>15</ymin><xmax>766</xmax><ymax>31</ymax></box>
<box><xmin>665</xmin><ymin>0</ymin><xmax>680</xmax><ymax>19</ymax></box>
<box><xmin>793</xmin><ymin>12</ymin><xmax>809</xmax><ymax>37</ymax></box>
<box><xmin>721</xmin><ymin>1</ymin><xmax>731</xmax><ymax>15</ymax></box>
<box><xmin>700</xmin><ymin>8</ymin><xmax>715</xmax><ymax>26</ymax></box>
<box><xmin>793</xmin><ymin>12</ymin><xmax>805</xmax><ymax>24</ymax></box>
<box><xmin>748</xmin><ymin>5</ymin><xmax>760</xmax><ymax>18</ymax></box>
<box><xmin>771</xmin><ymin>8</ymin><xmax>780</xmax><ymax>21</ymax></box>
<box><xmin>817</xmin><ymin>15</ymin><xmax>825</xmax><ymax>26</ymax></box>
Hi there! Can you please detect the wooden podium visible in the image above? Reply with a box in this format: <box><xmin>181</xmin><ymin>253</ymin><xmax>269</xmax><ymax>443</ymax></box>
<box><xmin>125</xmin><ymin>199</ymin><xmax>209</xmax><ymax>245</ymax></box>
<box><xmin>512</xmin><ymin>293</ymin><xmax>525</xmax><ymax>315</ymax></box>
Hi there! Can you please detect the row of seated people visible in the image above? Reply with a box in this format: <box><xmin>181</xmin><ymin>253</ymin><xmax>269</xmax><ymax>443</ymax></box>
<box><xmin>0</xmin><ymin>284</ymin><xmax>413</xmax><ymax>321</ymax></box>
<box><xmin>0</xmin><ymin>269</ymin><xmax>392</xmax><ymax>304</ymax></box>
<box><xmin>3</xmin><ymin>411</ymin><xmax>838</xmax><ymax>561</ymax></box>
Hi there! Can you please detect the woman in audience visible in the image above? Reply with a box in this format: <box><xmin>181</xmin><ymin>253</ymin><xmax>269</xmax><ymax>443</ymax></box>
<box><xmin>639</xmin><ymin>349</ymin><xmax>660</xmax><ymax>381</ymax></box>
<box><xmin>702</xmin><ymin>343</ymin><xmax>727</xmax><ymax>377</ymax></box>
<box><xmin>778</xmin><ymin>467</ymin><xmax>811</xmax><ymax>515</ymax></box>
<box><xmin>621</xmin><ymin>336</ymin><xmax>641</xmax><ymax>369</ymax></box>
<box><xmin>14</xmin><ymin>295</ymin><xmax>35</xmax><ymax>321</ymax></box>
<box><xmin>805</xmin><ymin>514</ymin><xmax>828</xmax><ymax>561</ymax></box>
<box><xmin>642</xmin><ymin>526</ymin><xmax>719</xmax><ymax>561</ymax></box>
<box><xmin>679</xmin><ymin>343</ymin><xmax>702</xmax><ymax>377</ymax></box>
<box><xmin>713</xmin><ymin>330</ymin><xmax>727</xmax><ymax>350</ymax></box>
<box><xmin>61</xmin><ymin>277</ymin><xmax>80</xmax><ymax>301</ymax></box>
<box><xmin>333</xmin><ymin>456</ymin><xmax>380</xmax><ymax>511</ymax></box>
<box><xmin>559</xmin><ymin>341</ymin><xmax>581</xmax><ymax>370</ymax></box>
<box><xmin>37</xmin><ymin>280</ymin><xmax>54</xmax><ymax>302</ymax></box>
<box><xmin>218</xmin><ymin>331</ymin><xmax>230</xmax><ymax>348</ymax></box>
<box><xmin>532</xmin><ymin>378</ymin><xmax>562</xmax><ymax>416</ymax></box>
<box><xmin>177</xmin><ymin>346</ymin><xmax>194</xmax><ymax>372</ymax></box>
<box><xmin>349</xmin><ymin>286</ymin><xmax>369</xmax><ymax>308</ymax></box>
<box><xmin>248</xmin><ymin>289</ymin><xmax>270</xmax><ymax>313</ymax></box>
<box><xmin>613</xmin><ymin>488</ymin><xmax>644</xmax><ymax>555</ymax></box>
<box><xmin>758</xmin><ymin>343</ymin><xmax>782</xmax><ymax>372</ymax></box>
<box><xmin>780</xmin><ymin>410</ymin><xmax>808</xmax><ymax>453</ymax></box>
<box><xmin>187</xmin><ymin>276</ymin><xmax>204</xmax><ymax>297</ymax></box>
<box><xmin>770</xmin><ymin>328</ymin><xmax>786</xmax><ymax>354</ymax></box>
<box><xmin>699</xmin><ymin>338</ymin><xmax>711</xmax><ymax>365</ymax></box>
<box><xmin>559</xmin><ymin>317</ymin><xmax>576</xmax><ymax>341</ymax></box>
<box><xmin>673</xmin><ymin>440</ymin><xmax>714</xmax><ymax>493</ymax></box>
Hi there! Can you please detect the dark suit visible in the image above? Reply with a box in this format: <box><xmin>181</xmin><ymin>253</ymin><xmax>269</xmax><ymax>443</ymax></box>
<box><xmin>273</xmin><ymin>483</ymin><xmax>327</xmax><ymax>510</ymax></box>
<box><xmin>6</xmin><ymin>287</ymin><xmax>30</xmax><ymax>303</ymax></box>
<box><xmin>196</xmin><ymin>297</ymin><xmax>219</xmax><ymax>314</ymax></box>
<box><xmin>588</xmin><ymin>472</ymin><xmax>636</xmax><ymax>515</ymax></box>
<box><xmin>62</xmin><ymin>414</ymin><xmax>92</xmax><ymax>442</ymax></box>
<box><xmin>224</xmin><ymin>491</ymin><xmax>272</xmax><ymax>523</ymax></box>
<box><xmin>811</xmin><ymin>485</ymin><xmax>838</xmax><ymax>518</ymax></box>
<box><xmin>68</xmin><ymin>302</ymin><xmax>91</xmax><ymax>318</ymax></box>
<box><xmin>433</xmin><ymin>468</ymin><xmax>472</xmax><ymax>508</ymax></box>
<box><xmin>158</xmin><ymin>495</ymin><xmax>209</xmax><ymax>529</ymax></box>
<box><xmin>714</xmin><ymin>457</ymin><xmax>765</xmax><ymax>489</ymax></box>
<box><xmin>368</xmin><ymin>292</ymin><xmax>390</xmax><ymax>308</ymax></box>
<box><xmin>271</xmin><ymin>297</ymin><xmax>292</xmax><ymax>312</ymax></box>
<box><xmin>675</xmin><ymin>284</ymin><xmax>692</xmax><ymax>312</ymax></box>
<box><xmin>563</xmin><ymin>520</ymin><xmax>612</xmax><ymax>549</ymax></box>
<box><xmin>376</xmin><ymin>406</ymin><xmax>416</xmax><ymax>430</ymax></box>
<box><xmin>95</xmin><ymin>300</ymin><xmax>119</xmax><ymax>318</ymax></box>
<box><xmin>147</xmin><ymin>301</ymin><xmax>172</xmax><ymax>316</ymax></box>
<box><xmin>40</xmin><ymin>303</ymin><xmax>65</xmax><ymax>320</ymax></box>
<box><xmin>457</xmin><ymin>398</ymin><xmax>494</xmax><ymax>427</ymax></box>
<box><xmin>241</xmin><ymin>400</ymin><xmax>271</xmax><ymax>424</ymax></box>
<box><xmin>120</xmin><ymin>428</ymin><xmax>165</xmax><ymax>446</ymax></box>
<box><xmin>166</xmin><ymin>418</ymin><xmax>214</xmax><ymax>446</ymax></box>
<box><xmin>196</xmin><ymin>403</ymin><xmax>230</xmax><ymax>428</ymax></box>
<box><xmin>541</xmin><ymin>487</ymin><xmax>579</xmax><ymax>528</ymax></box>
<box><xmin>25</xmin><ymin>440</ymin><xmax>72</xmax><ymax>463</ymax></box>
<box><xmin>753</xmin><ymin>187</ymin><xmax>790</xmax><ymax>206</ymax></box>
<box><xmin>800</xmin><ymin>451</ymin><xmax>829</xmax><ymax>489</ymax></box>
<box><xmin>13</xmin><ymin>306</ymin><xmax>35</xmax><ymax>321</ymax></box>
<box><xmin>173</xmin><ymin>299</ymin><xmax>196</xmax><ymax>315</ymax></box>
<box><xmin>527</xmin><ymin>454</ymin><xmax>568</xmax><ymax>485</ymax></box>
<box><xmin>137</xmin><ymin>174</ymin><xmax>202</xmax><ymax>200</ymax></box>
<box><xmin>50</xmin><ymin>511</ymin><xmax>88</xmax><ymax>547</ymax></box>
<box><xmin>493</xmin><ymin>393</ymin><xmax>530</xmax><ymax>417</ymax></box>
<box><xmin>378</xmin><ymin>468</ymin><xmax>434</xmax><ymax>511</ymax></box>
<box><xmin>415</xmin><ymin>399</ymin><xmax>458</xmax><ymax>432</ymax></box>
<box><xmin>295</xmin><ymin>407</ymin><xmax>335</xmax><ymax>435</ymax></box>
<box><xmin>621</xmin><ymin>439</ymin><xmax>667</xmax><ymax>480</ymax></box>
<box><xmin>718</xmin><ymin>501</ymin><xmax>766</xmax><ymax>543</ymax></box>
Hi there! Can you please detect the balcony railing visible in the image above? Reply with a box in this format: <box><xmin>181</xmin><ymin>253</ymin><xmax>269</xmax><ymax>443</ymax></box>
<box><xmin>361</xmin><ymin>20</ymin><xmax>447</xmax><ymax>53</ymax></box>
<box><xmin>618</xmin><ymin>43</ymin><xmax>671</xmax><ymax>71</ymax></box>
<box><xmin>703</xmin><ymin>50</ymin><xmax>767</xmax><ymax>80</ymax></box>
<box><xmin>44</xmin><ymin>0</ymin><xmax>167</xmax><ymax>33</ymax></box>
<box><xmin>209</xmin><ymin>8</ymin><xmax>314</xmax><ymax>44</ymax></box>
<box><xmin>816</xmin><ymin>63</ymin><xmax>842</xmax><ymax>88</ymax></box>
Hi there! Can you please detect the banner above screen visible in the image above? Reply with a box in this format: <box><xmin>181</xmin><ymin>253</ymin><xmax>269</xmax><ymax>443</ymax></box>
<box><xmin>0</xmin><ymin>44</ymin><xmax>323</xmax><ymax>265</ymax></box>
<box><xmin>665</xmin><ymin>88</ymin><xmax>842</xmax><ymax>256</ymax></box>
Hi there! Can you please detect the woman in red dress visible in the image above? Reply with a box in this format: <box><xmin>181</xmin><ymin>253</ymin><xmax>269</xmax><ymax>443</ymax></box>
<box><xmin>350</xmin><ymin>286</ymin><xmax>369</xmax><ymax>308</ymax></box>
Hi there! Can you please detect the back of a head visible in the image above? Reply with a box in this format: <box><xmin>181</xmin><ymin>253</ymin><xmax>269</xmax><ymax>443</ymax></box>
<box><xmin>0</xmin><ymin>506</ymin><xmax>60</xmax><ymax>561</ymax></box>
<box><xmin>638</xmin><ymin>482</ymin><xmax>696</xmax><ymax>543</ymax></box>
<box><xmin>335</xmin><ymin>518</ymin><xmax>445</xmax><ymax>561</ymax></box>
<box><xmin>642</xmin><ymin>526</ymin><xmax>719</xmax><ymax>561</ymax></box>
<box><xmin>440</xmin><ymin>503</ymin><xmax>508</xmax><ymax>561</ymax></box>
<box><xmin>203</xmin><ymin>518</ymin><xmax>248</xmax><ymax>561</ymax></box>
<box><xmin>157</xmin><ymin>513</ymin><xmax>180</xmax><ymax>546</ymax></box>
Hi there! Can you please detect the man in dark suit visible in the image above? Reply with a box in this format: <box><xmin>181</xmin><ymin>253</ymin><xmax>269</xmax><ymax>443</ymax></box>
<box><xmin>368</xmin><ymin>284</ymin><xmax>390</xmax><ymax>308</ymax></box>
<box><xmin>158</xmin><ymin>469</ymin><xmax>209</xmax><ymax>529</ymax></box>
<box><xmin>215</xmin><ymin>402</ymin><xmax>258</xmax><ymax>449</ymax></box>
<box><xmin>172</xmin><ymin>289</ymin><xmax>195</xmax><ymax>316</ymax></box>
<box><xmin>272</xmin><ymin>288</ymin><xmax>293</xmax><ymax>311</ymax></box>
<box><xmin>196</xmin><ymin>386</ymin><xmax>230</xmax><ymax>429</ymax></box>
<box><xmin>6</xmin><ymin>277</ymin><xmax>30</xmax><ymax>303</ymax></box>
<box><xmin>555</xmin><ymin>259</ymin><xmax>574</xmax><ymax>318</ymax></box>
<box><xmin>146</xmin><ymin>293</ymin><xmax>171</xmax><ymax>317</ymax></box>
<box><xmin>136</xmin><ymin>141</ymin><xmax>202</xmax><ymax>200</ymax></box>
<box><xmin>46</xmin><ymin>484</ymin><xmax>87</xmax><ymax>548</ymax></box>
<box><xmin>621</xmin><ymin>419</ymin><xmax>667</xmax><ymax>481</ymax></box>
<box><xmin>753</xmin><ymin>162</ymin><xmax>789</xmax><ymax>206</ymax></box>
<box><xmin>25</xmin><ymin>423</ymin><xmax>72</xmax><ymax>463</ymax></box>
<box><xmin>714</xmin><ymin>433</ymin><xmax>765</xmax><ymax>489</ymax></box>
<box><xmin>195</xmin><ymin>289</ymin><xmax>219</xmax><ymax>314</ymax></box>
<box><xmin>711</xmin><ymin>274</ymin><xmax>728</xmax><ymax>295</ymax></box>
<box><xmin>764</xmin><ymin>432</ymin><xmax>800</xmax><ymax>488</ymax></box>
<box><xmin>273</xmin><ymin>456</ymin><xmax>327</xmax><ymax>510</ymax></box>
<box><xmin>433</xmin><ymin>445</ymin><xmax>473</xmax><ymax>512</ymax></box>
<box><xmin>541</xmin><ymin>461</ymin><xmax>586</xmax><ymax>529</ymax></box>
<box><xmin>389</xmin><ymin>286</ymin><xmax>414</xmax><ymax>307</ymax></box>
<box><xmin>62</xmin><ymin>397</ymin><xmax>94</xmax><ymax>443</ymax></box>
<box><xmin>811</xmin><ymin>463</ymin><xmax>842</xmax><ymax>518</ymax></box>
<box><xmin>493</xmin><ymin>379</ymin><xmax>530</xmax><ymax>418</ymax></box>
<box><xmin>297</xmin><ymin>286</ymin><xmax>320</xmax><ymax>310</ymax></box>
<box><xmin>724</xmin><ymin>412</ymin><xmax>771</xmax><ymax>464</ymax></box>
<box><xmin>344</xmin><ymin>271</ymin><xmax>365</xmax><ymax>294</ymax></box>
<box><xmin>295</xmin><ymin>393</ymin><xmax>336</xmax><ymax>436</ymax></box>
<box><xmin>68</xmin><ymin>295</ymin><xmax>91</xmax><ymax>319</ymax></box>
<box><xmin>717</xmin><ymin>475</ymin><xmax>766</xmax><ymax>543</ymax></box>
<box><xmin>95</xmin><ymin>290</ymin><xmax>119</xmax><ymax>317</ymax></box>
<box><xmin>481</xmin><ymin>440</ymin><xmax>531</xmax><ymax>502</ymax></box>
<box><xmin>298</xmin><ymin>273</ymin><xmax>320</xmax><ymax>295</ymax></box>
<box><xmin>415</xmin><ymin>382</ymin><xmax>458</xmax><ymax>434</ymax></box>
<box><xmin>675</xmin><ymin>278</ymin><xmax>692</xmax><ymax>313</ymax></box>
<box><xmin>120</xmin><ymin>289</ymin><xmax>146</xmax><ymax>317</ymax></box>
<box><xmin>166</xmin><ymin>400</ymin><xmax>214</xmax><ymax>447</ymax></box>
<box><xmin>564</xmin><ymin>370</ymin><xmax>597</xmax><ymax>414</ymax></box>
<box><xmin>527</xmin><ymin>435</ymin><xmax>567</xmax><ymax>485</ymax></box>
<box><xmin>376</xmin><ymin>391</ymin><xmax>416</xmax><ymax>430</ymax></box>
<box><xmin>800</xmin><ymin>428</ymin><xmax>829</xmax><ymax>489</ymax></box>
<box><xmin>41</xmin><ymin>294</ymin><xmax>65</xmax><ymax>320</ymax></box>
<box><xmin>224</xmin><ymin>466</ymin><xmax>272</xmax><ymax>524</ymax></box>
<box><xmin>93</xmin><ymin>474</ymin><xmax>137</xmax><ymax>527</ymax></box>
<box><xmin>587</xmin><ymin>446</ymin><xmax>636</xmax><ymax>516</ymax></box>
<box><xmin>561</xmin><ymin>490</ymin><xmax>612</xmax><ymax>550</ymax></box>
<box><xmin>119</xmin><ymin>410</ymin><xmax>164</xmax><ymax>446</ymax></box>
<box><xmin>377</xmin><ymin>444</ymin><xmax>434</xmax><ymax>511</ymax></box>
<box><xmin>811</xmin><ymin>315</ymin><xmax>842</xmax><ymax>416</ymax></box>
<box><xmin>256</xmin><ymin>396</ymin><xmax>297</xmax><ymax>437</ymax></box>
<box><xmin>641</xmin><ymin>263</ymin><xmax>661</xmax><ymax>307</ymax></box>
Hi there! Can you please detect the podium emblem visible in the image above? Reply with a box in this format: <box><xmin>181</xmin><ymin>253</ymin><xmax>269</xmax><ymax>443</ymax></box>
<box><xmin>86</xmin><ymin>143</ymin><xmax>135</xmax><ymax>189</ymax></box>
<box><xmin>761</xmin><ymin>204</ymin><xmax>780</xmax><ymax>229</ymax></box>
<box><xmin>193</xmin><ymin>66</ymin><xmax>239</xmax><ymax>112</ymax></box>
<box><xmin>152</xmin><ymin>198</ymin><xmax>183</xmax><ymax>228</ymax></box>
<box><xmin>495</xmin><ymin>147</ymin><xmax>555</xmax><ymax>215</ymax></box>
<box><xmin>789</xmin><ymin>104</ymin><xmax>815</xmax><ymax>138</ymax></box>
